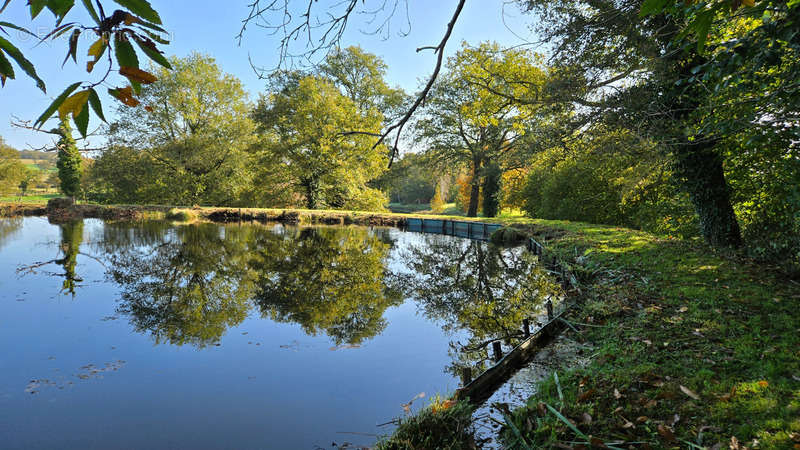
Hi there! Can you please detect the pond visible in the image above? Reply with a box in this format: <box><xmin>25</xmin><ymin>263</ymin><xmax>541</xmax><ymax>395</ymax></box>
<box><xmin>0</xmin><ymin>217</ymin><xmax>558</xmax><ymax>449</ymax></box>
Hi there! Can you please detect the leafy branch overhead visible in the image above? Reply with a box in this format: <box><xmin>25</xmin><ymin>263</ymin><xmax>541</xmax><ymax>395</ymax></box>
<box><xmin>0</xmin><ymin>0</ymin><xmax>171</xmax><ymax>137</ymax></box>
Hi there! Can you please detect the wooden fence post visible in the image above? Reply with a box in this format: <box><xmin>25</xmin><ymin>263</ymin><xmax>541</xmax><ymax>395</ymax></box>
<box><xmin>461</xmin><ymin>367</ymin><xmax>472</xmax><ymax>385</ymax></box>
<box><xmin>492</xmin><ymin>341</ymin><xmax>503</xmax><ymax>362</ymax></box>
<box><xmin>546</xmin><ymin>300</ymin><xmax>553</xmax><ymax>321</ymax></box>
<box><xmin>523</xmin><ymin>319</ymin><xmax>531</xmax><ymax>338</ymax></box>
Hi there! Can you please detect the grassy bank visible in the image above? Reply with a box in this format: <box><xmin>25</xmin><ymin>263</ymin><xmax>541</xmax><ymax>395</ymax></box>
<box><xmin>1</xmin><ymin>201</ymin><xmax>797</xmax><ymax>448</ymax></box>
<box><xmin>498</xmin><ymin>221</ymin><xmax>799</xmax><ymax>449</ymax></box>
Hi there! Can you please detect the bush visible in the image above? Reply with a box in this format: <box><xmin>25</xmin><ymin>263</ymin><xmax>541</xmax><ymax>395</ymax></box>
<box><xmin>375</xmin><ymin>399</ymin><xmax>477</xmax><ymax>450</ymax></box>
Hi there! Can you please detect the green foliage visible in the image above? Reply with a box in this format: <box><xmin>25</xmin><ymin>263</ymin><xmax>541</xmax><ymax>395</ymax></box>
<box><xmin>0</xmin><ymin>138</ymin><xmax>26</xmax><ymax>196</ymax></box>
<box><xmin>319</xmin><ymin>45</ymin><xmax>406</xmax><ymax>120</ymax></box>
<box><xmin>374</xmin><ymin>153</ymin><xmax>437</xmax><ymax>205</ymax></box>
<box><xmin>55</xmin><ymin>121</ymin><xmax>82</xmax><ymax>198</ymax></box>
<box><xmin>253</xmin><ymin>73</ymin><xmax>388</xmax><ymax>210</ymax></box>
<box><xmin>93</xmin><ymin>54</ymin><xmax>256</xmax><ymax>206</ymax></box>
<box><xmin>520</xmin><ymin>131</ymin><xmax>698</xmax><ymax>237</ymax></box>
<box><xmin>375</xmin><ymin>399</ymin><xmax>477</xmax><ymax>450</ymax></box>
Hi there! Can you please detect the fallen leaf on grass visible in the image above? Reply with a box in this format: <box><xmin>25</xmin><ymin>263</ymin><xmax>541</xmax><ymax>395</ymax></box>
<box><xmin>581</xmin><ymin>412</ymin><xmax>592</xmax><ymax>424</ymax></box>
<box><xmin>614</xmin><ymin>388</ymin><xmax>622</xmax><ymax>399</ymax></box>
<box><xmin>577</xmin><ymin>388</ymin><xmax>595</xmax><ymax>402</ymax></box>
<box><xmin>658</xmin><ymin>424</ymin><xmax>676</xmax><ymax>442</ymax></box>
<box><xmin>589</xmin><ymin>437</ymin><xmax>608</xmax><ymax>448</ymax></box>
<box><xmin>680</xmin><ymin>385</ymin><xmax>700</xmax><ymax>400</ymax></box>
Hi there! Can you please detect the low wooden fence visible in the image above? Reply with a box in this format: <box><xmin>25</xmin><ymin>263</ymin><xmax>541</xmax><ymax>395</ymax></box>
<box><xmin>404</xmin><ymin>218</ymin><xmax>577</xmax><ymax>406</ymax></box>
<box><xmin>404</xmin><ymin>218</ymin><xmax>503</xmax><ymax>241</ymax></box>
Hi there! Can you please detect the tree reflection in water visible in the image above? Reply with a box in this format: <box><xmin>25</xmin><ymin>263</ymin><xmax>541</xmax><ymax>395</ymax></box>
<box><xmin>0</xmin><ymin>217</ymin><xmax>23</xmax><ymax>251</ymax></box>
<box><xmin>388</xmin><ymin>234</ymin><xmax>561</xmax><ymax>375</ymax></box>
<box><xmin>103</xmin><ymin>223</ymin><xmax>400</xmax><ymax>348</ymax></box>
<box><xmin>16</xmin><ymin>219</ymin><xmax>85</xmax><ymax>296</ymax></box>
<box><xmin>21</xmin><ymin>219</ymin><xmax>559</xmax><ymax>376</ymax></box>
<box><xmin>105</xmin><ymin>223</ymin><xmax>259</xmax><ymax>347</ymax></box>
<box><xmin>252</xmin><ymin>227</ymin><xmax>402</xmax><ymax>346</ymax></box>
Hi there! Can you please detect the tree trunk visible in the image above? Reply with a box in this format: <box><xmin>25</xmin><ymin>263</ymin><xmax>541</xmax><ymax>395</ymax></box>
<box><xmin>674</xmin><ymin>141</ymin><xmax>742</xmax><ymax>247</ymax></box>
<box><xmin>467</xmin><ymin>160</ymin><xmax>481</xmax><ymax>217</ymax></box>
<box><xmin>304</xmin><ymin>176</ymin><xmax>320</xmax><ymax>209</ymax></box>
<box><xmin>481</xmin><ymin>163</ymin><xmax>502</xmax><ymax>218</ymax></box>
<box><xmin>667</xmin><ymin>49</ymin><xmax>743</xmax><ymax>248</ymax></box>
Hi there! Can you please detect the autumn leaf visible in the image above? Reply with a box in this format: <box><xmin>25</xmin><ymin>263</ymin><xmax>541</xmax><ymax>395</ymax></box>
<box><xmin>742</xmin><ymin>0</ymin><xmax>755</xmax><ymax>6</ymax></box>
<box><xmin>119</xmin><ymin>66</ymin><xmax>157</xmax><ymax>84</ymax></box>
<box><xmin>86</xmin><ymin>36</ymin><xmax>107</xmax><ymax>73</ymax></box>
<box><xmin>58</xmin><ymin>90</ymin><xmax>90</xmax><ymax>120</ymax></box>
<box><xmin>658</xmin><ymin>424</ymin><xmax>677</xmax><ymax>442</ymax></box>
<box><xmin>109</xmin><ymin>86</ymin><xmax>140</xmax><ymax>107</ymax></box>
<box><xmin>123</xmin><ymin>13</ymin><xmax>141</xmax><ymax>25</ymax></box>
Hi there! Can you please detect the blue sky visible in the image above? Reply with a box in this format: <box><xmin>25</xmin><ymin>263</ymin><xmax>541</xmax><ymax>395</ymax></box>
<box><xmin>0</xmin><ymin>1</ymin><xmax>538</xmax><ymax>150</ymax></box>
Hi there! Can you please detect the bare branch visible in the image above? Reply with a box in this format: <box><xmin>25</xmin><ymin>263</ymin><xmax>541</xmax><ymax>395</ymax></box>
<box><xmin>373</xmin><ymin>0</ymin><xmax>467</xmax><ymax>166</ymax></box>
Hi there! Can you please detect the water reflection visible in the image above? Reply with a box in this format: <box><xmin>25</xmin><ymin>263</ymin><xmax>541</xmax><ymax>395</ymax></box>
<box><xmin>252</xmin><ymin>227</ymin><xmax>402</xmax><ymax>345</ymax></box>
<box><xmin>389</xmin><ymin>235</ymin><xmax>560</xmax><ymax>374</ymax></box>
<box><xmin>105</xmin><ymin>223</ymin><xmax>258</xmax><ymax>347</ymax></box>
<box><xmin>0</xmin><ymin>216</ymin><xmax>22</xmax><ymax>250</ymax></box>
<box><xmin>19</xmin><ymin>219</ymin><xmax>559</xmax><ymax>369</ymax></box>
<box><xmin>16</xmin><ymin>219</ymin><xmax>86</xmax><ymax>295</ymax></box>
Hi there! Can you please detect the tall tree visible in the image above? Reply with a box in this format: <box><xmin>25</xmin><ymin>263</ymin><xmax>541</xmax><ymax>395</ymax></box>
<box><xmin>103</xmin><ymin>54</ymin><xmax>256</xmax><ymax>205</ymax></box>
<box><xmin>517</xmin><ymin>0</ymin><xmax>748</xmax><ymax>246</ymax></box>
<box><xmin>319</xmin><ymin>46</ymin><xmax>406</xmax><ymax>121</ymax></box>
<box><xmin>55</xmin><ymin>120</ymin><xmax>82</xmax><ymax>199</ymax></box>
<box><xmin>253</xmin><ymin>74</ymin><xmax>388</xmax><ymax>210</ymax></box>
<box><xmin>415</xmin><ymin>42</ymin><xmax>549</xmax><ymax>217</ymax></box>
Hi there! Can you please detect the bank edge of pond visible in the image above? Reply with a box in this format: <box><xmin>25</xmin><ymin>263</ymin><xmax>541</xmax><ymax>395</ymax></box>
<box><xmin>2</xmin><ymin>202</ymin><xmax>798</xmax><ymax>449</ymax></box>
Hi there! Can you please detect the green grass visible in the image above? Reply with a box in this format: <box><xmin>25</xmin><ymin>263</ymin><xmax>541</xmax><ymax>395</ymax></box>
<box><xmin>497</xmin><ymin>222</ymin><xmax>800</xmax><ymax>449</ymax></box>
<box><xmin>375</xmin><ymin>397</ymin><xmax>477</xmax><ymax>450</ymax></box>
<box><xmin>0</xmin><ymin>193</ymin><xmax>59</xmax><ymax>204</ymax></box>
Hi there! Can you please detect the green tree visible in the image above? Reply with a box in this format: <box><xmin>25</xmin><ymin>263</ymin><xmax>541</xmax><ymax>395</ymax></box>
<box><xmin>55</xmin><ymin>120</ymin><xmax>82</xmax><ymax>198</ymax></box>
<box><xmin>18</xmin><ymin>166</ymin><xmax>40</xmax><ymax>196</ymax></box>
<box><xmin>253</xmin><ymin>74</ymin><xmax>388</xmax><ymax>210</ymax></box>
<box><xmin>0</xmin><ymin>137</ymin><xmax>26</xmax><ymax>195</ymax></box>
<box><xmin>320</xmin><ymin>46</ymin><xmax>407</xmax><ymax>121</ymax></box>
<box><xmin>103</xmin><ymin>54</ymin><xmax>256</xmax><ymax>205</ymax></box>
<box><xmin>415</xmin><ymin>42</ymin><xmax>550</xmax><ymax>217</ymax></box>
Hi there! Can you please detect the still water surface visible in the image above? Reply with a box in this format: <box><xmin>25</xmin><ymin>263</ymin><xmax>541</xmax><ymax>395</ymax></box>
<box><xmin>0</xmin><ymin>217</ymin><xmax>555</xmax><ymax>449</ymax></box>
